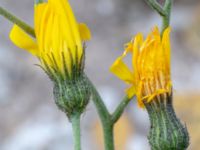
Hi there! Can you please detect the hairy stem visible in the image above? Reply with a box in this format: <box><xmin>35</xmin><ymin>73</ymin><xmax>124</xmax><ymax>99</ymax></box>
<box><xmin>161</xmin><ymin>0</ymin><xmax>172</xmax><ymax>34</ymax></box>
<box><xmin>145</xmin><ymin>0</ymin><xmax>166</xmax><ymax>16</ymax></box>
<box><xmin>71</xmin><ymin>113</ymin><xmax>81</xmax><ymax>150</ymax></box>
<box><xmin>0</xmin><ymin>6</ymin><xmax>35</xmax><ymax>37</ymax></box>
<box><xmin>87</xmin><ymin>77</ymin><xmax>110</xmax><ymax>121</ymax></box>
<box><xmin>111</xmin><ymin>96</ymin><xmax>130</xmax><ymax>123</ymax></box>
<box><xmin>145</xmin><ymin>0</ymin><xmax>173</xmax><ymax>34</ymax></box>
<box><xmin>103</xmin><ymin>124</ymin><xmax>115</xmax><ymax>150</ymax></box>
<box><xmin>86</xmin><ymin>76</ymin><xmax>131</xmax><ymax>150</ymax></box>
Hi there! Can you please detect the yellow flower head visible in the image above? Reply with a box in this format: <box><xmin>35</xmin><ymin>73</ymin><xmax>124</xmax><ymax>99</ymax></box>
<box><xmin>110</xmin><ymin>27</ymin><xmax>171</xmax><ymax>107</ymax></box>
<box><xmin>10</xmin><ymin>0</ymin><xmax>91</xmax><ymax>80</ymax></box>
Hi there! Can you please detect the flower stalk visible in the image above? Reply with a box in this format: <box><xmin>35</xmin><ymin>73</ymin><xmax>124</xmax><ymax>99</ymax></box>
<box><xmin>0</xmin><ymin>6</ymin><xmax>35</xmax><ymax>37</ymax></box>
<box><xmin>71</xmin><ymin>112</ymin><xmax>81</xmax><ymax>150</ymax></box>
<box><xmin>161</xmin><ymin>0</ymin><xmax>172</xmax><ymax>33</ymax></box>
<box><xmin>87</xmin><ymin>77</ymin><xmax>131</xmax><ymax>150</ymax></box>
<box><xmin>145</xmin><ymin>0</ymin><xmax>172</xmax><ymax>34</ymax></box>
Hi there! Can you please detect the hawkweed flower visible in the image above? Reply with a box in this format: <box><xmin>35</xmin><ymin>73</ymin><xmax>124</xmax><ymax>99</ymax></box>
<box><xmin>111</xmin><ymin>27</ymin><xmax>189</xmax><ymax>149</ymax></box>
<box><xmin>111</xmin><ymin>27</ymin><xmax>171</xmax><ymax>107</ymax></box>
<box><xmin>9</xmin><ymin>0</ymin><xmax>91</xmax><ymax>119</ymax></box>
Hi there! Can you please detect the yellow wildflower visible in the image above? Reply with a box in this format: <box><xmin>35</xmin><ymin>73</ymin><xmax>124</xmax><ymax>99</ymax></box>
<box><xmin>9</xmin><ymin>0</ymin><xmax>91</xmax><ymax>79</ymax></box>
<box><xmin>110</xmin><ymin>27</ymin><xmax>171</xmax><ymax>107</ymax></box>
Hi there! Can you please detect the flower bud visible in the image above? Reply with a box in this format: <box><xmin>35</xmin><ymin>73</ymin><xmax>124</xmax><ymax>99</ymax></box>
<box><xmin>145</xmin><ymin>92</ymin><xmax>189</xmax><ymax>149</ymax></box>
<box><xmin>53</xmin><ymin>74</ymin><xmax>90</xmax><ymax>119</ymax></box>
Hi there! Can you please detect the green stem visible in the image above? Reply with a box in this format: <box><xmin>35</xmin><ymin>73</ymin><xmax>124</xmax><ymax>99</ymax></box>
<box><xmin>103</xmin><ymin>124</ymin><xmax>115</xmax><ymax>150</ymax></box>
<box><xmin>87</xmin><ymin>77</ymin><xmax>110</xmax><ymax>121</ymax></box>
<box><xmin>35</xmin><ymin>0</ymin><xmax>44</xmax><ymax>4</ymax></box>
<box><xmin>111</xmin><ymin>96</ymin><xmax>130</xmax><ymax>123</ymax></box>
<box><xmin>87</xmin><ymin>78</ymin><xmax>114</xmax><ymax>150</ymax></box>
<box><xmin>0</xmin><ymin>6</ymin><xmax>35</xmax><ymax>37</ymax></box>
<box><xmin>145</xmin><ymin>0</ymin><xmax>166</xmax><ymax>16</ymax></box>
<box><xmin>71</xmin><ymin>113</ymin><xmax>81</xmax><ymax>150</ymax></box>
<box><xmin>86</xmin><ymin>76</ymin><xmax>131</xmax><ymax>150</ymax></box>
<box><xmin>161</xmin><ymin>15</ymin><xmax>170</xmax><ymax>34</ymax></box>
<box><xmin>145</xmin><ymin>0</ymin><xmax>173</xmax><ymax>34</ymax></box>
<box><xmin>161</xmin><ymin>0</ymin><xmax>172</xmax><ymax>34</ymax></box>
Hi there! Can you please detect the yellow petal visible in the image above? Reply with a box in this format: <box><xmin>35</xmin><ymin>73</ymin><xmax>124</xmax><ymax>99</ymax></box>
<box><xmin>138</xmin><ymin>100</ymin><xmax>145</xmax><ymax>108</ymax></box>
<box><xmin>125</xmin><ymin>85</ymin><xmax>136</xmax><ymax>98</ymax></box>
<box><xmin>162</xmin><ymin>27</ymin><xmax>171</xmax><ymax>48</ymax></box>
<box><xmin>10</xmin><ymin>24</ymin><xmax>38</xmax><ymax>56</ymax></box>
<box><xmin>135</xmin><ymin>81</ymin><xmax>144</xmax><ymax>107</ymax></box>
<box><xmin>133</xmin><ymin>33</ymin><xmax>143</xmax><ymax>73</ymax></box>
<box><xmin>79</xmin><ymin>23</ymin><xmax>91</xmax><ymax>41</ymax></box>
<box><xmin>110</xmin><ymin>56</ymin><xmax>134</xmax><ymax>84</ymax></box>
<box><xmin>59</xmin><ymin>0</ymin><xmax>82</xmax><ymax>48</ymax></box>
<box><xmin>34</xmin><ymin>2</ymin><xmax>50</xmax><ymax>52</ymax></box>
<box><xmin>146</xmin><ymin>89</ymin><xmax>168</xmax><ymax>103</ymax></box>
<box><xmin>133</xmin><ymin>33</ymin><xmax>143</xmax><ymax>49</ymax></box>
<box><xmin>151</xmin><ymin>26</ymin><xmax>161</xmax><ymax>41</ymax></box>
<box><xmin>162</xmin><ymin>27</ymin><xmax>171</xmax><ymax>70</ymax></box>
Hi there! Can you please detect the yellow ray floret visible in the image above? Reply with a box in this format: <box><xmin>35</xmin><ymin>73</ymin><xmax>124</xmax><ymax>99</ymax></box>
<box><xmin>10</xmin><ymin>0</ymin><xmax>91</xmax><ymax>76</ymax></box>
<box><xmin>110</xmin><ymin>27</ymin><xmax>171</xmax><ymax>107</ymax></box>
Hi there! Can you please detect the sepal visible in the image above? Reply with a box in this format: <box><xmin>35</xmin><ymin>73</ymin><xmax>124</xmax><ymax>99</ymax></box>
<box><xmin>53</xmin><ymin>74</ymin><xmax>91</xmax><ymax>119</ymax></box>
<box><xmin>145</xmin><ymin>92</ymin><xmax>189</xmax><ymax>150</ymax></box>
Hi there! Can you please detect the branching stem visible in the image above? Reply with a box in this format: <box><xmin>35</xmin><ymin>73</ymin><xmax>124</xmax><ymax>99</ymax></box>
<box><xmin>87</xmin><ymin>77</ymin><xmax>131</xmax><ymax>150</ymax></box>
<box><xmin>111</xmin><ymin>96</ymin><xmax>130</xmax><ymax>123</ymax></box>
<box><xmin>145</xmin><ymin>0</ymin><xmax>173</xmax><ymax>34</ymax></box>
<box><xmin>145</xmin><ymin>0</ymin><xmax>167</xmax><ymax>16</ymax></box>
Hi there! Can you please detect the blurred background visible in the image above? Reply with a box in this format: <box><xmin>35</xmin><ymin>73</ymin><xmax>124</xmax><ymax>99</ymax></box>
<box><xmin>0</xmin><ymin>0</ymin><xmax>200</xmax><ymax>149</ymax></box>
